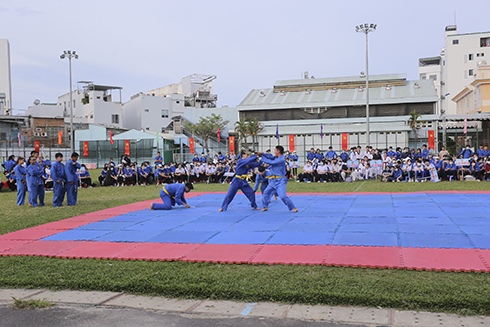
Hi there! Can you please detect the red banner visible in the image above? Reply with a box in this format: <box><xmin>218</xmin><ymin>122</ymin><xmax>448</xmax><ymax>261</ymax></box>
<box><xmin>229</xmin><ymin>136</ymin><xmax>235</xmax><ymax>154</ymax></box>
<box><xmin>289</xmin><ymin>135</ymin><xmax>295</xmax><ymax>152</ymax></box>
<box><xmin>125</xmin><ymin>140</ymin><xmax>130</xmax><ymax>156</ymax></box>
<box><xmin>189</xmin><ymin>138</ymin><xmax>195</xmax><ymax>154</ymax></box>
<box><xmin>342</xmin><ymin>133</ymin><xmax>348</xmax><ymax>151</ymax></box>
<box><xmin>109</xmin><ymin>131</ymin><xmax>114</xmax><ymax>144</ymax></box>
<box><xmin>83</xmin><ymin>141</ymin><xmax>89</xmax><ymax>158</ymax></box>
<box><xmin>58</xmin><ymin>131</ymin><xmax>63</xmax><ymax>145</ymax></box>
<box><xmin>428</xmin><ymin>130</ymin><xmax>435</xmax><ymax>150</ymax></box>
<box><xmin>34</xmin><ymin>141</ymin><xmax>40</xmax><ymax>153</ymax></box>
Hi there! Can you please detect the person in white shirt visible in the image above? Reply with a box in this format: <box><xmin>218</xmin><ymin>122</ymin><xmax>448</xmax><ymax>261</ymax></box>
<box><xmin>329</xmin><ymin>159</ymin><xmax>341</xmax><ymax>182</ymax></box>
<box><xmin>349</xmin><ymin>148</ymin><xmax>357</xmax><ymax>161</ymax></box>
<box><xmin>413</xmin><ymin>160</ymin><xmax>424</xmax><ymax>182</ymax></box>
<box><xmin>402</xmin><ymin>159</ymin><xmax>413</xmax><ymax>181</ymax></box>
<box><xmin>340</xmin><ymin>161</ymin><xmax>357</xmax><ymax>182</ymax></box>
<box><xmin>298</xmin><ymin>162</ymin><xmax>314</xmax><ymax>183</ymax></box>
<box><xmin>206</xmin><ymin>164</ymin><xmax>217</xmax><ymax>183</ymax></box>
<box><xmin>174</xmin><ymin>164</ymin><xmax>187</xmax><ymax>183</ymax></box>
<box><xmin>316</xmin><ymin>162</ymin><xmax>328</xmax><ymax>183</ymax></box>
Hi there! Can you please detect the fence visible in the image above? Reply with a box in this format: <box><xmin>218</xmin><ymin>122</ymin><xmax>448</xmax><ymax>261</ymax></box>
<box><xmin>78</xmin><ymin>139</ymin><xmax>172</xmax><ymax>169</ymax></box>
<box><xmin>0</xmin><ymin>144</ymin><xmax>72</xmax><ymax>165</ymax></box>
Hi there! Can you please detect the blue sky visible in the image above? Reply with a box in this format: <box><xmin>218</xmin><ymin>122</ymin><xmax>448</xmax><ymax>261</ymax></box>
<box><xmin>1</xmin><ymin>0</ymin><xmax>490</xmax><ymax>114</ymax></box>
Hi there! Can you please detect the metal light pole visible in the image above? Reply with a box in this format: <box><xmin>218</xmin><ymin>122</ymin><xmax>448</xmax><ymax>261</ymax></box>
<box><xmin>356</xmin><ymin>23</ymin><xmax>376</xmax><ymax>145</ymax></box>
<box><xmin>60</xmin><ymin>50</ymin><xmax>79</xmax><ymax>154</ymax></box>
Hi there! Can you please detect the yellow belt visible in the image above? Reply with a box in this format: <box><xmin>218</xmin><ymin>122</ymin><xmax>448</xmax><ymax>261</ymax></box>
<box><xmin>235</xmin><ymin>174</ymin><xmax>248</xmax><ymax>180</ymax></box>
<box><xmin>162</xmin><ymin>186</ymin><xmax>175</xmax><ymax>198</ymax></box>
<box><xmin>266</xmin><ymin>175</ymin><xmax>285</xmax><ymax>179</ymax></box>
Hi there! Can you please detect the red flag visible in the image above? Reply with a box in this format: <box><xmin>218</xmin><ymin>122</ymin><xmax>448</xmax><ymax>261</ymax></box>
<box><xmin>34</xmin><ymin>141</ymin><xmax>40</xmax><ymax>153</ymax></box>
<box><xmin>83</xmin><ymin>141</ymin><xmax>89</xmax><ymax>158</ymax></box>
<box><xmin>217</xmin><ymin>128</ymin><xmax>220</xmax><ymax>142</ymax></box>
<box><xmin>125</xmin><ymin>140</ymin><xmax>130</xmax><ymax>156</ymax></box>
<box><xmin>229</xmin><ymin>136</ymin><xmax>235</xmax><ymax>154</ymax></box>
<box><xmin>342</xmin><ymin>133</ymin><xmax>348</xmax><ymax>151</ymax></box>
<box><xmin>289</xmin><ymin>135</ymin><xmax>295</xmax><ymax>152</ymax></box>
<box><xmin>58</xmin><ymin>131</ymin><xmax>63</xmax><ymax>145</ymax></box>
<box><xmin>464</xmin><ymin>118</ymin><xmax>467</xmax><ymax>134</ymax></box>
<box><xmin>110</xmin><ymin>131</ymin><xmax>114</xmax><ymax>144</ymax></box>
<box><xmin>428</xmin><ymin>130</ymin><xmax>435</xmax><ymax>150</ymax></box>
<box><xmin>189</xmin><ymin>138</ymin><xmax>195</xmax><ymax>154</ymax></box>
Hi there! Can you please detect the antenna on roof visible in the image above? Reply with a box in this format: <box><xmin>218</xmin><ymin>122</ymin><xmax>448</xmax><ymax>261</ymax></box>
<box><xmin>454</xmin><ymin>10</ymin><xmax>456</xmax><ymax>26</ymax></box>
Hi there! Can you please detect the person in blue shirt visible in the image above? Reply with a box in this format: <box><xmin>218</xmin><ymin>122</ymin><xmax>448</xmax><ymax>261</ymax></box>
<box><xmin>477</xmin><ymin>145</ymin><xmax>485</xmax><ymax>158</ymax></box>
<box><xmin>138</xmin><ymin>163</ymin><xmax>149</xmax><ymax>185</ymax></box>
<box><xmin>154</xmin><ymin>152</ymin><xmax>163</xmax><ymax>166</ymax></box>
<box><xmin>42</xmin><ymin>157</ymin><xmax>52</xmax><ymax>166</ymax></box>
<box><xmin>387</xmin><ymin>147</ymin><xmax>396</xmax><ymax>158</ymax></box>
<box><xmin>469</xmin><ymin>160</ymin><xmax>481</xmax><ymax>180</ymax></box>
<box><xmin>395</xmin><ymin>148</ymin><xmax>402</xmax><ymax>160</ymax></box>
<box><xmin>325</xmin><ymin>146</ymin><xmax>337</xmax><ymax>159</ymax></box>
<box><xmin>315</xmin><ymin>149</ymin><xmax>324</xmax><ymax>161</ymax></box>
<box><xmin>144</xmin><ymin>163</ymin><xmax>154</xmax><ymax>184</ymax></box>
<box><xmin>26</xmin><ymin>155</ymin><xmax>45</xmax><ymax>207</ymax></box>
<box><xmin>459</xmin><ymin>145</ymin><xmax>474</xmax><ymax>159</ymax></box>
<box><xmin>340</xmin><ymin>150</ymin><xmax>349</xmax><ymax>162</ymax></box>
<box><xmin>151</xmin><ymin>182</ymin><xmax>193</xmax><ymax>210</ymax></box>
<box><xmin>482</xmin><ymin>144</ymin><xmax>490</xmax><ymax>157</ymax></box>
<box><xmin>13</xmin><ymin>157</ymin><xmax>27</xmax><ymax>206</ymax></box>
<box><xmin>219</xmin><ymin>150</ymin><xmax>261</xmax><ymax>212</ymax></box>
<box><xmin>51</xmin><ymin>153</ymin><xmax>66</xmax><ymax>207</ymax></box>
<box><xmin>444</xmin><ymin>158</ymin><xmax>457</xmax><ymax>181</ymax></box>
<box><xmin>79</xmin><ymin>164</ymin><xmax>93</xmax><ymax>187</ymax></box>
<box><xmin>421</xmin><ymin>145</ymin><xmax>430</xmax><ymax>159</ymax></box>
<box><xmin>307</xmin><ymin>148</ymin><xmax>316</xmax><ymax>161</ymax></box>
<box><xmin>99</xmin><ymin>165</ymin><xmax>108</xmax><ymax>186</ymax></box>
<box><xmin>256</xmin><ymin>146</ymin><xmax>298</xmax><ymax>213</ymax></box>
<box><xmin>107</xmin><ymin>158</ymin><xmax>115</xmax><ymax>167</ymax></box>
<box><xmin>217</xmin><ymin>152</ymin><xmax>226</xmax><ymax>161</ymax></box>
<box><xmin>2</xmin><ymin>155</ymin><xmax>16</xmax><ymax>174</ymax></box>
<box><xmin>192</xmin><ymin>154</ymin><xmax>200</xmax><ymax>163</ymax></box>
<box><xmin>65</xmin><ymin>152</ymin><xmax>81</xmax><ymax>206</ymax></box>
<box><xmin>123</xmin><ymin>164</ymin><xmax>135</xmax><ymax>185</ymax></box>
<box><xmin>201</xmin><ymin>152</ymin><xmax>208</xmax><ymax>163</ymax></box>
<box><xmin>288</xmin><ymin>150</ymin><xmax>299</xmax><ymax>177</ymax></box>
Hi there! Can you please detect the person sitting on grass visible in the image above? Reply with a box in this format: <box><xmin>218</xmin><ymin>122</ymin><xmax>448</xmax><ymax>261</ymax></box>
<box><xmin>151</xmin><ymin>182</ymin><xmax>193</xmax><ymax>210</ymax></box>
<box><xmin>99</xmin><ymin>165</ymin><xmax>108</xmax><ymax>186</ymax></box>
<box><xmin>381</xmin><ymin>166</ymin><xmax>393</xmax><ymax>182</ymax></box>
<box><xmin>124</xmin><ymin>164</ymin><xmax>136</xmax><ymax>186</ymax></box>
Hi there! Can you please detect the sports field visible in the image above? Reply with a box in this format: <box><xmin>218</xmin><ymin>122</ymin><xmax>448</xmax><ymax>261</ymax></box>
<box><xmin>1</xmin><ymin>176</ymin><xmax>489</xmax><ymax>316</ymax></box>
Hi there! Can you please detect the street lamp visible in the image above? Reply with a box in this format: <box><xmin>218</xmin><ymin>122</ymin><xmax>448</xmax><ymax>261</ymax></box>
<box><xmin>60</xmin><ymin>50</ymin><xmax>79</xmax><ymax>154</ymax></box>
<box><xmin>356</xmin><ymin>23</ymin><xmax>376</xmax><ymax>145</ymax></box>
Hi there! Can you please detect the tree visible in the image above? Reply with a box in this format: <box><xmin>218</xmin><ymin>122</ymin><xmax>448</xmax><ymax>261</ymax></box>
<box><xmin>247</xmin><ymin>118</ymin><xmax>264</xmax><ymax>151</ymax></box>
<box><xmin>184</xmin><ymin>113</ymin><xmax>229</xmax><ymax>154</ymax></box>
<box><xmin>408</xmin><ymin>110</ymin><xmax>423</xmax><ymax>148</ymax></box>
<box><xmin>234</xmin><ymin>118</ymin><xmax>249</xmax><ymax>149</ymax></box>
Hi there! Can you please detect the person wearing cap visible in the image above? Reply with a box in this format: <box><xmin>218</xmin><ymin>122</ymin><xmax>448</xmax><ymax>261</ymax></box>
<box><xmin>219</xmin><ymin>150</ymin><xmax>261</xmax><ymax>212</ymax></box>
<box><xmin>151</xmin><ymin>182</ymin><xmax>193</xmax><ymax>210</ymax></box>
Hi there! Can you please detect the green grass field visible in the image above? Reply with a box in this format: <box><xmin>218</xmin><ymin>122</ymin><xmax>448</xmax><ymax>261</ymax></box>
<box><xmin>1</xmin><ymin>173</ymin><xmax>489</xmax><ymax>316</ymax></box>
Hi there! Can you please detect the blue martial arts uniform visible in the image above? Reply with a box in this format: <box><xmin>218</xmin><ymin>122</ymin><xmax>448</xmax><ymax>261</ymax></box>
<box><xmin>260</xmin><ymin>154</ymin><xmax>296</xmax><ymax>211</ymax></box>
<box><xmin>51</xmin><ymin>161</ymin><xmax>66</xmax><ymax>207</ymax></box>
<box><xmin>27</xmin><ymin>162</ymin><xmax>45</xmax><ymax>207</ymax></box>
<box><xmin>3</xmin><ymin>159</ymin><xmax>15</xmax><ymax>173</ymax></box>
<box><xmin>65</xmin><ymin>159</ymin><xmax>81</xmax><ymax>206</ymax></box>
<box><xmin>152</xmin><ymin>183</ymin><xmax>188</xmax><ymax>210</ymax></box>
<box><xmin>13</xmin><ymin>164</ymin><xmax>27</xmax><ymax>206</ymax></box>
<box><xmin>220</xmin><ymin>155</ymin><xmax>261</xmax><ymax>211</ymax></box>
<box><xmin>254</xmin><ymin>172</ymin><xmax>268</xmax><ymax>194</ymax></box>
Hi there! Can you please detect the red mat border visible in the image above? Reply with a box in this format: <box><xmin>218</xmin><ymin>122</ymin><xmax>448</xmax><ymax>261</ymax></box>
<box><xmin>1</xmin><ymin>191</ymin><xmax>489</xmax><ymax>273</ymax></box>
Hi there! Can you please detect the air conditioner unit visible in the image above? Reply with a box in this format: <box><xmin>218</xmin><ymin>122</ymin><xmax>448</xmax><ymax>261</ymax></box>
<box><xmin>41</xmin><ymin>132</ymin><xmax>48</xmax><ymax>137</ymax></box>
<box><xmin>34</xmin><ymin>132</ymin><xmax>40</xmax><ymax>137</ymax></box>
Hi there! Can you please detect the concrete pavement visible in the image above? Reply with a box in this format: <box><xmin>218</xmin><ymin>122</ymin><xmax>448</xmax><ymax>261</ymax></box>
<box><xmin>0</xmin><ymin>288</ymin><xmax>488</xmax><ymax>327</ymax></box>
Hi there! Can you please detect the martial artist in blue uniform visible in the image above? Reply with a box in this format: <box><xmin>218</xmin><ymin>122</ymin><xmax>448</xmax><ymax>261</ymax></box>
<box><xmin>254</xmin><ymin>166</ymin><xmax>268</xmax><ymax>194</ymax></box>
<box><xmin>151</xmin><ymin>182</ymin><xmax>193</xmax><ymax>210</ymax></box>
<box><xmin>256</xmin><ymin>146</ymin><xmax>298</xmax><ymax>212</ymax></box>
<box><xmin>13</xmin><ymin>157</ymin><xmax>27</xmax><ymax>206</ymax></box>
<box><xmin>51</xmin><ymin>153</ymin><xmax>66</xmax><ymax>207</ymax></box>
<box><xmin>218</xmin><ymin>150</ymin><xmax>261</xmax><ymax>212</ymax></box>
<box><xmin>26</xmin><ymin>156</ymin><xmax>45</xmax><ymax>207</ymax></box>
<box><xmin>65</xmin><ymin>152</ymin><xmax>81</xmax><ymax>206</ymax></box>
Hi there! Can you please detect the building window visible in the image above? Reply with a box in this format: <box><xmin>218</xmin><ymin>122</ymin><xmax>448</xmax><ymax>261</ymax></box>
<box><xmin>469</xmin><ymin>69</ymin><xmax>474</xmax><ymax>76</ymax></box>
<box><xmin>112</xmin><ymin>114</ymin><xmax>119</xmax><ymax>124</ymax></box>
<box><xmin>481</xmin><ymin>37</ymin><xmax>490</xmax><ymax>47</ymax></box>
<box><xmin>429</xmin><ymin>75</ymin><xmax>437</xmax><ymax>81</ymax></box>
<box><xmin>161</xmin><ymin>127</ymin><xmax>165</xmax><ymax>133</ymax></box>
<box><xmin>453</xmin><ymin>39</ymin><xmax>459</xmax><ymax>45</ymax></box>
<box><xmin>419</xmin><ymin>73</ymin><xmax>426</xmax><ymax>79</ymax></box>
<box><xmin>146</xmin><ymin>127</ymin><xmax>149</xmax><ymax>130</ymax></box>
<box><xmin>469</xmin><ymin>54</ymin><xmax>474</xmax><ymax>60</ymax></box>
<box><xmin>144</xmin><ymin>109</ymin><xmax>149</xmax><ymax>112</ymax></box>
<box><xmin>161</xmin><ymin>109</ymin><xmax>169</xmax><ymax>118</ymax></box>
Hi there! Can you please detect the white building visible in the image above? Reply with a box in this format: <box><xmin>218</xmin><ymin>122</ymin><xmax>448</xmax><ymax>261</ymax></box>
<box><xmin>419</xmin><ymin>26</ymin><xmax>490</xmax><ymax>115</ymax></box>
<box><xmin>122</xmin><ymin>92</ymin><xmax>185</xmax><ymax>133</ymax></box>
<box><xmin>147</xmin><ymin>73</ymin><xmax>217</xmax><ymax>108</ymax></box>
<box><xmin>0</xmin><ymin>39</ymin><xmax>12</xmax><ymax>115</ymax></box>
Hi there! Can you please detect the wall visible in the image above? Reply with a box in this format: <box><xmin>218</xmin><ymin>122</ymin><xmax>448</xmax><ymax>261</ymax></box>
<box><xmin>25</xmin><ymin>103</ymin><xmax>64</xmax><ymax>118</ymax></box>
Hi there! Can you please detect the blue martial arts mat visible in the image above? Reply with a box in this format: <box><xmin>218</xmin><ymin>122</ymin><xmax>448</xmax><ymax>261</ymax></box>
<box><xmin>40</xmin><ymin>193</ymin><xmax>490</xmax><ymax>250</ymax></box>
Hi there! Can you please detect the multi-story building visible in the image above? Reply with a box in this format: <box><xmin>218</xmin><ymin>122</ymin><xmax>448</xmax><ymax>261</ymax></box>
<box><xmin>237</xmin><ymin>73</ymin><xmax>439</xmax><ymax>163</ymax></box>
<box><xmin>452</xmin><ymin>62</ymin><xmax>490</xmax><ymax>114</ymax></box>
<box><xmin>0</xmin><ymin>39</ymin><xmax>12</xmax><ymax>115</ymax></box>
<box><xmin>419</xmin><ymin>26</ymin><xmax>490</xmax><ymax>115</ymax></box>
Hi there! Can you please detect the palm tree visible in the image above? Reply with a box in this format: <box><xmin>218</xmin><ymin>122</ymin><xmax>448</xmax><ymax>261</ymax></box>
<box><xmin>234</xmin><ymin>118</ymin><xmax>249</xmax><ymax>149</ymax></box>
<box><xmin>247</xmin><ymin>118</ymin><xmax>264</xmax><ymax>151</ymax></box>
<box><xmin>408</xmin><ymin>110</ymin><xmax>423</xmax><ymax>148</ymax></box>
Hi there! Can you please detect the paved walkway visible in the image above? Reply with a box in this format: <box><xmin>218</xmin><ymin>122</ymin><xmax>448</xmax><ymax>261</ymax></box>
<box><xmin>0</xmin><ymin>288</ymin><xmax>488</xmax><ymax>327</ymax></box>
